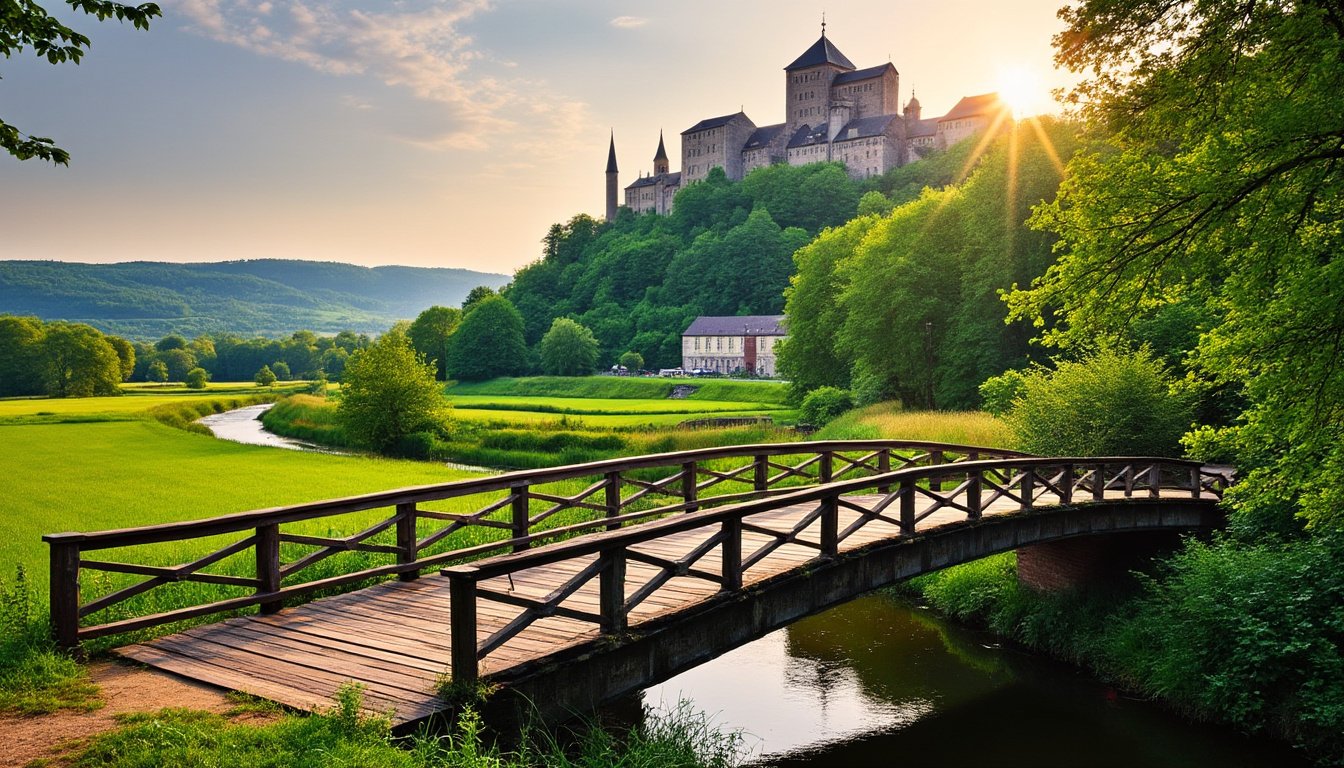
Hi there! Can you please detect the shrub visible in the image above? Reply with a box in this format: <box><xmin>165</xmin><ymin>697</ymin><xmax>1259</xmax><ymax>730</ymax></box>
<box><xmin>390</xmin><ymin>431</ymin><xmax>437</xmax><ymax>460</ymax></box>
<box><xmin>338</xmin><ymin>327</ymin><xmax>449</xmax><ymax>453</ymax></box>
<box><xmin>1004</xmin><ymin>348</ymin><xmax>1192</xmax><ymax>456</ymax></box>
<box><xmin>185</xmin><ymin>366</ymin><xmax>210</xmax><ymax>389</ymax></box>
<box><xmin>254</xmin><ymin>365</ymin><xmax>277</xmax><ymax>387</ymax></box>
<box><xmin>978</xmin><ymin>369</ymin><xmax>1026</xmax><ymax>416</ymax></box>
<box><xmin>798</xmin><ymin>386</ymin><xmax>853</xmax><ymax>426</ymax></box>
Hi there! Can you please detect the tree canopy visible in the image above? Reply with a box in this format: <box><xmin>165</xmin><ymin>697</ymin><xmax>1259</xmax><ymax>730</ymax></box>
<box><xmin>1007</xmin><ymin>0</ymin><xmax>1344</xmax><ymax>531</ymax></box>
<box><xmin>539</xmin><ymin>318</ymin><xmax>600</xmax><ymax>376</ymax></box>
<box><xmin>2</xmin><ymin>1</ymin><xmax>161</xmax><ymax>164</ymax></box>
<box><xmin>408</xmin><ymin>306</ymin><xmax>462</xmax><ymax>381</ymax></box>
<box><xmin>337</xmin><ymin>327</ymin><xmax>448</xmax><ymax>452</ymax></box>
<box><xmin>446</xmin><ymin>295</ymin><xmax>528</xmax><ymax>381</ymax></box>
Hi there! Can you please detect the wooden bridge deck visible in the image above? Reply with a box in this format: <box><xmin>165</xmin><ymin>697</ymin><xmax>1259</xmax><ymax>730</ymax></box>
<box><xmin>116</xmin><ymin>490</ymin><xmax>1195</xmax><ymax>724</ymax></box>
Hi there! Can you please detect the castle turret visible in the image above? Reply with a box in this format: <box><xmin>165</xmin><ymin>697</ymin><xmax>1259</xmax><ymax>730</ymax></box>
<box><xmin>784</xmin><ymin>22</ymin><xmax>856</xmax><ymax>132</ymax></box>
<box><xmin>903</xmin><ymin>91</ymin><xmax>922</xmax><ymax>121</ymax></box>
<box><xmin>605</xmin><ymin>131</ymin><xmax>619</xmax><ymax>222</ymax></box>
<box><xmin>653</xmin><ymin>131</ymin><xmax>669</xmax><ymax>175</ymax></box>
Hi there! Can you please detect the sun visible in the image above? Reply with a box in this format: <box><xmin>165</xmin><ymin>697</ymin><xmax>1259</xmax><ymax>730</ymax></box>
<box><xmin>995</xmin><ymin>66</ymin><xmax>1045</xmax><ymax>118</ymax></box>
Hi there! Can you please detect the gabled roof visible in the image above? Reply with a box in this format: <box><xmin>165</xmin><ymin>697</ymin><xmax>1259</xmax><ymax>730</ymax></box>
<box><xmin>832</xmin><ymin>114</ymin><xmax>898</xmax><ymax>142</ymax></box>
<box><xmin>786</xmin><ymin>123</ymin><xmax>828</xmax><ymax>150</ymax></box>
<box><xmin>908</xmin><ymin>117</ymin><xmax>938</xmax><ymax>138</ymax></box>
<box><xmin>684</xmin><ymin>315</ymin><xmax>787</xmax><ymax>336</ymax></box>
<box><xmin>682</xmin><ymin>112</ymin><xmax>752</xmax><ymax>135</ymax></box>
<box><xmin>743</xmin><ymin>123</ymin><xmax>789</xmax><ymax>150</ymax></box>
<box><xmin>785</xmin><ymin>34</ymin><xmax>856</xmax><ymax>71</ymax></box>
<box><xmin>939</xmin><ymin>92</ymin><xmax>1007</xmax><ymax>122</ymax></box>
<box><xmin>625</xmin><ymin>171</ymin><xmax>681</xmax><ymax>191</ymax></box>
<box><xmin>606</xmin><ymin>132</ymin><xmax>618</xmax><ymax>174</ymax></box>
<box><xmin>832</xmin><ymin>62</ymin><xmax>896</xmax><ymax>85</ymax></box>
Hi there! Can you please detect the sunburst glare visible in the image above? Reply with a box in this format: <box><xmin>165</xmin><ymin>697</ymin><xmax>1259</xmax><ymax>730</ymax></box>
<box><xmin>995</xmin><ymin>66</ymin><xmax>1047</xmax><ymax>118</ymax></box>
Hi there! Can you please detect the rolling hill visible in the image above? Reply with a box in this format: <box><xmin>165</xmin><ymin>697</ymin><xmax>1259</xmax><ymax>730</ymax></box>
<box><xmin>0</xmin><ymin>259</ymin><xmax>510</xmax><ymax>339</ymax></box>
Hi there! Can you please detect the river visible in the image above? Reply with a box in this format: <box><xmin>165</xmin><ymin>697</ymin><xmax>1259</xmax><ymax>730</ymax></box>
<box><xmin>640</xmin><ymin>593</ymin><xmax>1305</xmax><ymax>767</ymax></box>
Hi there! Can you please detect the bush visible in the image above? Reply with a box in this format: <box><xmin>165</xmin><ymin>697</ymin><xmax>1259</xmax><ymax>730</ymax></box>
<box><xmin>978</xmin><ymin>369</ymin><xmax>1026</xmax><ymax>416</ymax></box>
<box><xmin>338</xmin><ymin>327</ymin><xmax>449</xmax><ymax>453</ymax></box>
<box><xmin>254</xmin><ymin>365</ymin><xmax>277</xmax><ymax>387</ymax></box>
<box><xmin>185</xmin><ymin>366</ymin><xmax>210</xmax><ymax>389</ymax></box>
<box><xmin>390</xmin><ymin>431</ymin><xmax>437</xmax><ymax>460</ymax></box>
<box><xmin>798</xmin><ymin>386</ymin><xmax>853</xmax><ymax>426</ymax></box>
<box><xmin>1005</xmin><ymin>348</ymin><xmax>1192</xmax><ymax>456</ymax></box>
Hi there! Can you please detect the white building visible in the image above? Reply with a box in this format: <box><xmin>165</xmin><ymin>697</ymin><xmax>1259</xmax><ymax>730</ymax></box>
<box><xmin>681</xmin><ymin>315</ymin><xmax>787</xmax><ymax>377</ymax></box>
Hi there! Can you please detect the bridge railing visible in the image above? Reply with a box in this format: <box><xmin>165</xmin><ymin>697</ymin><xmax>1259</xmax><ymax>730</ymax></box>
<box><xmin>442</xmin><ymin>456</ymin><xmax>1229</xmax><ymax>682</ymax></box>
<box><xmin>44</xmin><ymin>439</ymin><xmax>1022</xmax><ymax>651</ymax></box>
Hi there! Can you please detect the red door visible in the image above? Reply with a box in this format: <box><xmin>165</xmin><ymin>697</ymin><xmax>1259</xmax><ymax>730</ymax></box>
<box><xmin>744</xmin><ymin>336</ymin><xmax>757</xmax><ymax>375</ymax></box>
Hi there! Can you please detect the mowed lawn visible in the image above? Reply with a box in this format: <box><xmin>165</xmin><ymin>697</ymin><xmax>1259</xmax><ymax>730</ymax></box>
<box><xmin>0</xmin><ymin>420</ymin><xmax>478</xmax><ymax>590</ymax></box>
<box><xmin>449</xmin><ymin>408</ymin><xmax>792</xmax><ymax>427</ymax></box>
<box><xmin>447</xmin><ymin>394</ymin><xmax>788</xmax><ymax>414</ymax></box>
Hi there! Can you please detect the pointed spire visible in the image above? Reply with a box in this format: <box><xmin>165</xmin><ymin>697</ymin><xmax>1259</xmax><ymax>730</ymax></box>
<box><xmin>821</xmin><ymin>11</ymin><xmax>826</xmax><ymax>37</ymax></box>
<box><xmin>606</xmin><ymin>130</ymin><xmax>618</xmax><ymax>174</ymax></box>
<box><xmin>653</xmin><ymin>131</ymin><xmax>668</xmax><ymax>163</ymax></box>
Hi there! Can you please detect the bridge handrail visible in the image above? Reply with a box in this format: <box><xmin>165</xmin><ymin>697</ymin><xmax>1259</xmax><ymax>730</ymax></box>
<box><xmin>440</xmin><ymin>456</ymin><xmax>1228</xmax><ymax>682</ymax></box>
<box><xmin>45</xmin><ymin>439</ymin><xmax>1023</xmax><ymax>650</ymax></box>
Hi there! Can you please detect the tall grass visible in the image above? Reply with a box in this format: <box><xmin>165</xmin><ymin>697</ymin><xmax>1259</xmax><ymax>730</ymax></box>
<box><xmin>814</xmin><ymin>402</ymin><xmax>1013</xmax><ymax>447</ymax></box>
<box><xmin>446</xmin><ymin>376</ymin><xmax>790</xmax><ymax>405</ymax></box>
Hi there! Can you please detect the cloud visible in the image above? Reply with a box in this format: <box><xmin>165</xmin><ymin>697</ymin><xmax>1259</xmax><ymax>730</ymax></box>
<box><xmin>609</xmin><ymin>16</ymin><xmax>648</xmax><ymax>29</ymax></box>
<box><xmin>178</xmin><ymin>0</ymin><xmax>589</xmax><ymax>154</ymax></box>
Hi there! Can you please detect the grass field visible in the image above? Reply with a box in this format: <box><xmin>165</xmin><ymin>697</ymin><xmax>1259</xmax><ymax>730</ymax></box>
<box><xmin>814</xmin><ymin>402</ymin><xmax>1013</xmax><ymax>447</ymax></box>
<box><xmin>448</xmin><ymin>395</ymin><xmax>785</xmax><ymax>415</ymax></box>
<box><xmin>449</xmin><ymin>408</ymin><xmax>790</xmax><ymax>427</ymax></box>
<box><xmin>446</xmin><ymin>375</ymin><xmax>790</xmax><ymax>404</ymax></box>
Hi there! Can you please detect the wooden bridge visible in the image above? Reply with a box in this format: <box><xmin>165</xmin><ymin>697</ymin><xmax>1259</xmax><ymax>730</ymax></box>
<box><xmin>45</xmin><ymin>441</ymin><xmax>1228</xmax><ymax>725</ymax></box>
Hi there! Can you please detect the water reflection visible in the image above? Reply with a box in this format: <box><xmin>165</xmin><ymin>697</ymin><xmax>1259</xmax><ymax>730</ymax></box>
<box><xmin>642</xmin><ymin>593</ymin><xmax>1305</xmax><ymax>768</ymax></box>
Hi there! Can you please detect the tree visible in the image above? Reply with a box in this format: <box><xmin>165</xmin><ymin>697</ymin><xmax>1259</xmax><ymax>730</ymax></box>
<box><xmin>41</xmin><ymin>323</ymin><xmax>121</xmax><ymax>397</ymax></box>
<box><xmin>106</xmin><ymin>335</ymin><xmax>135</xmax><ymax>381</ymax></box>
<box><xmin>337</xmin><ymin>327</ymin><xmax>449</xmax><ymax>452</ymax></box>
<box><xmin>540</xmin><ymin>318</ymin><xmax>600</xmax><ymax>376</ymax></box>
<box><xmin>157</xmin><ymin>348</ymin><xmax>196</xmax><ymax>381</ymax></box>
<box><xmin>185</xmin><ymin>367</ymin><xmax>209</xmax><ymax>389</ymax></box>
<box><xmin>408</xmin><ymin>305</ymin><xmax>462</xmax><ymax>381</ymax></box>
<box><xmin>1006</xmin><ymin>0</ymin><xmax>1344</xmax><ymax>530</ymax></box>
<box><xmin>461</xmin><ymin>286</ymin><xmax>497</xmax><ymax>314</ymax></box>
<box><xmin>618</xmin><ymin>351</ymin><xmax>644</xmax><ymax>372</ymax></box>
<box><xmin>147</xmin><ymin>360</ymin><xmax>168</xmax><ymax>384</ymax></box>
<box><xmin>254</xmin><ymin>365</ymin><xmax>276</xmax><ymax>387</ymax></box>
<box><xmin>270</xmin><ymin>361</ymin><xmax>292</xmax><ymax>381</ymax></box>
<box><xmin>0</xmin><ymin>315</ymin><xmax>47</xmax><ymax>396</ymax></box>
<box><xmin>445</xmin><ymin>295</ymin><xmax>528</xmax><ymax>381</ymax></box>
<box><xmin>2</xmin><ymin>1</ymin><xmax>160</xmax><ymax>164</ymax></box>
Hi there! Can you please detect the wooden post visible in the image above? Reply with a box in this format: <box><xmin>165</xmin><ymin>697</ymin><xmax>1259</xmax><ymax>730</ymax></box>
<box><xmin>721</xmin><ymin>516</ymin><xmax>742</xmax><ymax>591</ymax></box>
<box><xmin>877</xmin><ymin>450</ymin><xmax>891</xmax><ymax>494</ymax></box>
<box><xmin>1060</xmin><ymin>464</ymin><xmax>1074</xmax><ymax>506</ymax></box>
<box><xmin>754</xmin><ymin>454</ymin><xmax>769</xmax><ymax>492</ymax></box>
<box><xmin>604</xmin><ymin>472</ymin><xmax>622</xmax><ymax>531</ymax></box>
<box><xmin>396</xmin><ymin>503</ymin><xmax>418</xmax><ymax>582</ymax></box>
<box><xmin>966</xmin><ymin>468</ymin><xmax>982</xmax><ymax>519</ymax></box>
<box><xmin>1021</xmin><ymin>469</ymin><xmax>1036</xmax><ymax>510</ymax></box>
<box><xmin>46</xmin><ymin>534</ymin><xmax>82</xmax><ymax>654</ymax></box>
<box><xmin>445</xmin><ymin>566</ymin><xmax>479</xmax><ymax>683</ymax></box>
<box><xmin>599</xmin><ymin>549</ymin><xmax>627</xmax><ymax>634</ymax></box>
<box><xmin>1093</xmin><ymin>463</ymin><xmax>1106</xmax><ymax>501</ymax></box>
<box><xmin>819</xmin><ymin>451</ymin><xmax>833</xmax><ymax>484</ymax></box>
<box><xmin>1148</xmin><ymin>464</ymin><xmax>1162</xmax><ymax>499</ymax></box>
<box><xmin>929</xmin><ymin>450</ymin><xmax>943</xmax><ymax>493</ymax></box>
<box><xmin>1124</xmin><ymin>464</ymin><xmax>1135</xmax><ymax>496</ymax></box>
<box><xmin>682</xmin><ymin>461</ymin><xmax>698</xmax><ymax>512</ymax></box>
<box><xmin>511</xmin><ymin>483</ymin><xmax>530</xmax><ymax>553</ymax></box>
<box><xmin>900</xmin><ymin>478</ymin><xmax>915</xmax><ymax>535</ymax></box>
<box><xmin>256</xmin><ymin>523</ymin><xmax>282</xmax><ymax>615</ymax></box>
<box><xmin>820</xmin><ymin>495</ymin><xmax>839</xmax><ymax>557</ymax></box>
<box><xmin>1190</xmin><ymin>466</ymin><xmax>1202</xmax><ymax>500</ymax></box>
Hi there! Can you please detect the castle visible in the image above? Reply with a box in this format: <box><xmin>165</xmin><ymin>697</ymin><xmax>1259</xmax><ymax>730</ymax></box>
<box><xmin>604</xmin><ymin>27</ymin><xmax>1010</xmax><ymax>219</ymax></box>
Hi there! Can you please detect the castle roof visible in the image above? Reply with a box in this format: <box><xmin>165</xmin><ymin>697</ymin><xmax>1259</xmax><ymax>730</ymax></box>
<box><xmin>682</xmin><ymin>112</ymin><xmax>752</xmax><ymax>135</ymax></box>
<box><xmin>785</xmin><ymin>34</ymin><xmax>856</xmax><ymax>71</ymax></box>
<box><xmin>940</xmin><ymin>92</ymin><xmax>1006</xmax><ymax>122</ymax></box>
<box><xmin>606</xmin><ymin>132</ymin><xmax>618</xmax><ymax>173</ymax></box>
<box><xmin>625</xmin><ymin>171</ymin><xmax>680</xmax><ymax>191</ymax></box>
<box><xmin>832</xmin><ymin>62</ymin><xmax>897</xmax><ymax>85</ymax></box>
<box><xmin>653</xmin><ymin>132</ymin><xmax>668</xmax><ymax>162</ymax></box>
<box><xmin>908</xmin><ymin>117</ymin><xmax>938</xmax><ymax>138</ymax></box>
<box><xmin>743</xmin><ymin>123</ymin><xmax>789</xmax><ymax>150</ymax></box>
<box><xmin>832</xmin><ymin>114</ymin><xmax>898</xmax><ymax>142</ymax></box>
<box><xmin>786</xmin><ymin>123</ymin><xmax>829</xmax><ymax>150</ymax></box>
<box><xmin>684</xmin><ymin>315</ymin><xmax>787</xmax><ymax>337</ymax></box>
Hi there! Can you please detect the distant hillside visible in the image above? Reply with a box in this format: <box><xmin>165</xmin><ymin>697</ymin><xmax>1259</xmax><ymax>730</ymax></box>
<box><xmin>0</xmin><ymin>259</ymin><xmax>510</xmax><ymax>339</ymax></box>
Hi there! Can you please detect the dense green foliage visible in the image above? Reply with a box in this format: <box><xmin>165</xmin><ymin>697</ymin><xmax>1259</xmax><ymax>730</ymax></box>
<box><xmin>0</xmin><ymin>315</ymin><xmax>131</xmax><ymax>397</ymax></box>
<box><xmin>445</xmin><ymin>375</ymin><xmax>790</xmax><ymax>405</ymax></box>
<box><xmin>185</xmin><ymin>367</ymin><xmax>209</xmax><ymax>389</ymax></box>
<box><xmin>779</xmin><ymin>119</ymin><xmax>1081</xmax><ymax>409</ymax></box>
<box><xmin>0</xmin><ymin>260</ymin><xmax>507</xmax><ymax>339</ymax></box>
<box><xmin>338</xmin><ymin>328</ymin><xmax>449</xmax><ymax>452</ymax></box>
<box><xmin>797</xmin><ymin>386</ymin><xmax>852</xmax><ymax>427</ymax></box>
<box><xmin>1007</xmin><ymin>0</ymin><xmax>1344</xmax><ymax>533</ymax></box>
<box><xmin>407</xmin><ymin>305</ymin><xmax>461</xmax><ymax>381</ymax></box>
<box><xmin>1002</xmin><ymin>349</ymin><xmax>1192</xmax><ymax>456</ymax></box>
<box><xmin>446</xmin><ymin>295</ymin><xmax>528</xmax><ymax>381</ymax></box>
<box><xmin>539</xmin><ymin>317</ymin><xmax>600</xmax><ymax>376</ymax></box>
<box><xmin>503</xmin><ymin>153</ymin><xmax>974</xmax><ymax>371</ymax></box>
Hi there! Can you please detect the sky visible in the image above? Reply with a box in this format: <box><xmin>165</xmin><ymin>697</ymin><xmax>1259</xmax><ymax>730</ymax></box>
<box><xmin>1</xmin><ymin>0</ymin><xmax>1079</xmax><ymax>275</ymax></box>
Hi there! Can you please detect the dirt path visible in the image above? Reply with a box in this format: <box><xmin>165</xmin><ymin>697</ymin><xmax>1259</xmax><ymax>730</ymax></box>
<box><xmin>0</xmin><ymin>661</ymin><xmax>266</xmax><ymax>768</ymax></box>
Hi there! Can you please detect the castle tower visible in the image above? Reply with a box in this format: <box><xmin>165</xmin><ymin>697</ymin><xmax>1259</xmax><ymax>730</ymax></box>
<box><xmin>904</xmin><ymin>91</ymin><xmax>922</xmax><ymax>121</ymax></box>
<box><xmin>784</xmin><ymin>21</ymin><xmax>856</xmax><ymax>132</ymax></box>
<box><xmin>605</xmin><ymin>131</ymin><xmax>619</xmax><ymax>222</ymax></box>
<box><xmin>653</xmin><ymin>131</ymin><xmax>669</xmax><ymax>175</ymax></box>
